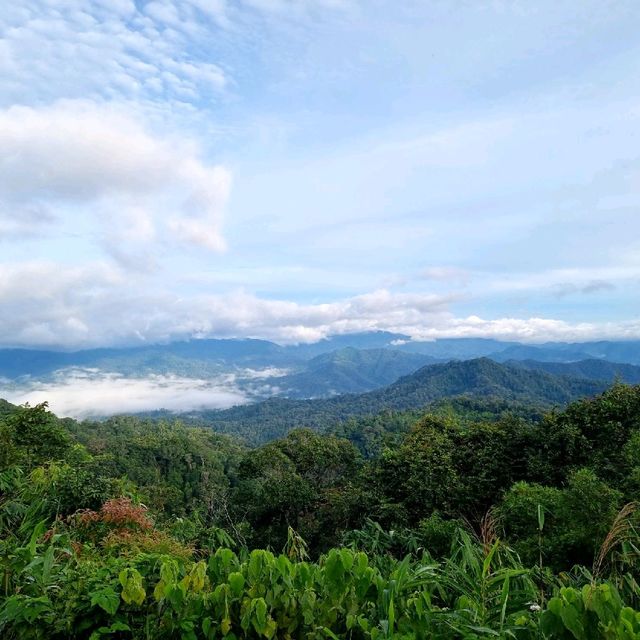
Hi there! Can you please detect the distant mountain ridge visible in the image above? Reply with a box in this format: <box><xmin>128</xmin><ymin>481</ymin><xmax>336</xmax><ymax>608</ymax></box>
<box><xmin>506</xmin><ymin>358</ymin><xmax>640</xmax><ymax>383</ymax></box>
<box><xmin>2</xmin><ymin>334</ymin><xmax>640</xmax><ymax>381</ymax></box>
<box><xmin>275</xmin><ymin>347</ymin><xmax>440</xmax><ymax>398</ymax></box>
<box><xmin>4</xmin><ymin>338</ymin><xmax>639</xmax><ymax>441</ymax></box>
<box><xmin>0</xmin><ymin>338</ymin><xmax>294</xmax><ymax>379</ymax></box>
<box><xmin>184</xmin><ymin>358</ymin><xmax>611</xmax><ymax>443</ymax></box>
<box><xmin>489</xmin><ymin>341</ymin><xmax>640</xmax><ymax>365</ymax></box>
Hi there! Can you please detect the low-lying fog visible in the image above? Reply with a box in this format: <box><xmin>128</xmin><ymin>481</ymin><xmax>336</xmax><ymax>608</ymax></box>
<box><xmin>0</xmin><ymin>367</ymin><xmax>289</xmax><ymax>419</ymax></box>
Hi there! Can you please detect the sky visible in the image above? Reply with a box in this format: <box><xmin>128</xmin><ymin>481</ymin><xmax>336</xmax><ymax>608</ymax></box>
<box><xmin>2</xmin><ymin>0</ymin><xmax>640</xmax><ymax>349</ymax></box>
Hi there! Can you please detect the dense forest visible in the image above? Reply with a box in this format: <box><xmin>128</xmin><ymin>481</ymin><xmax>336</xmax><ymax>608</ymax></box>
<box><xmin>166</xmin><ymin>358</ymin><xmax>610</xmax><ymax>444</ymax></box>
<box><xmin>4</xmin><ymin>338</ymin><xmax>640</xmax><ymax>416</ymax></box>
<box><xmin>2</xmin><ymin>382</ymin><xmax>640</xmax><ymax>637</ymax></box>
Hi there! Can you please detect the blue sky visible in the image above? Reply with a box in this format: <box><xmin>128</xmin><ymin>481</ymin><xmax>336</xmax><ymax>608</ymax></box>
<box><xmin>1</xmin><ymin>0</ymin><xmax>639</xmax><ymax>348</ymax></box>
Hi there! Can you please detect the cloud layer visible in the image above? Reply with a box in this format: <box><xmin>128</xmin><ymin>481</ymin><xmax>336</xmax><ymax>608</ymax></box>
<box><xmin>0</xmin><ymin>102</ymin><xmax>230</xmax><ymax>262</ymax></box>
<box><xmin>1</xmin><ymin>369</ymin><xmax>249</xmax><ymax>418</ymax></box>
<box><xmin>0</xmin><ymin>261</ymin><xmax>638</xmax><ymax>348</ymax></box>
<box><xmin>1</xmin><ymin>1</ymin><xmax>227</xmax><ymax>110</ymax></box>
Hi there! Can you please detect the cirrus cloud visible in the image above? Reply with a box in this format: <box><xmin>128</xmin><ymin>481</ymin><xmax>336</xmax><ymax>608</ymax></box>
<box><xmin>0</xmin><ymin>0</ymin><xmax>228</xmax><ymax>110</ymax></box>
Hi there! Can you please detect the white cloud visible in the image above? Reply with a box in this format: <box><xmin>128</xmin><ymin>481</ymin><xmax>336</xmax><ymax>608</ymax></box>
<box><xmin>0</xmin><ymin>0</ymin><xmax>227</xmax><ymax>110</ymax></box>
<box><xmin>0</xmin><ymin>101</ymin><xmax>231</xmax><ymax>262</ymax></box>
<box><xmin>0</xmin><ymin>261</ymin><xmax>123</xmax><ymax>346</ymax></box>
<box><xmin>552</xmin><ymin>280</ymin><xmax>616</xmax><ymax>298</ymax></box>
<box><xmin>0</xmin><ymin>0</ymin><xmax>355</xmax><ymax>115</ymax></box>
<box><xmin>0</xmin><ymin>261</ymin><xmax>637</xmax><ymax>348</ymax></box>
<box><xmin>240</xmin><ymin>367</ymin><xmax>290</xmax><ymax>379</ymax></box>
<box><xmin>484</xmin><ymin>266</ymin><xmax>640</xmax><ymax>296</ymax></box>
<box><xmin>1</xmin><ymin>369</ymin><xmax>249</xmax><ymax>418</ymax></box>
<box><xmin>420</xmin><ymin>267</ymin><xmax>470</xmax><ymax>284</ymax></box>
<box><xmin>241</xmin><ymin>0</ymin><xmax>355</xmax><ymax>16</ymax></box>
<box><xmin>424</xmin><ymin>316</ymin><xmax>640</xmax><ymax>344</ymax></box>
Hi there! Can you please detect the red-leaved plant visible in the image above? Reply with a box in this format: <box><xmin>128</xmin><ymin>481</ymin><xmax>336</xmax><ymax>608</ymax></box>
<box><xmin>73</xmin><ymin>497</ymin><xmax>153</xmax><ymax>538</ymax></box>
<box><xmin>71</xmin><ymin>497</ymin><xmax>192</xmax><ymax>557</ymax></box>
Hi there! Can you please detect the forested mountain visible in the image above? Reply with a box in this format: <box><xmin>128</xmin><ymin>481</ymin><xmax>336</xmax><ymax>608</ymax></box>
<box><xmin>186</xmin><ymin>358</ymin><xmax>607</xmax><ymax>443</ymax></box>
<box><xmin>3</xmin><ymin>334</ymin><xmax>640</xmax><ymax>381</ymax></box>
<box><xmin>507</xmin><ymin>358</ymin><xmax>640</xmax><ymax>383</ymax></box>
<box><xmin>0</xmin><ymin>338</ymin><xmax>296</xmax><ymax>379</ymax></box>
<box><xmin>380</xmin><ymin>357</ymin><xmax>606</xmax><ymax>406</ymax></box>
<box><xmin>274</xmin><ymin>347</ymin><xmax>439</xmax><ymax>398</ymax></box>
<box><xmin>490</xmin><ymin>344</ymin><xmax>596</xmax><ymax>363</ymax></box>
<box><xmin>281</xmin><ymin>331</ymin><xmax>409</xmax><ymax>357</ymax></box>
<box><xmin>396</xmin><ymin>337</ymin><xmax>513</xmax><ymax>358</ymax></box>
<box><xmin>489</xmin><ymin>340</ymin><xmax>640</xmax><ymax>364</ymax></box>
<box><xmin>4</xmin><ymin>335</ymin><xmax>640</xmax><ymax>423</ymax></box>
<box><xmin>393</xmin><ymin>337</ymin><xmax>640</xmax><ymax>365</ymax></box>
<box><xmin>0</xmin><ymin>332</ymin><xmax>416</xmax><ymax>380</ymax></box>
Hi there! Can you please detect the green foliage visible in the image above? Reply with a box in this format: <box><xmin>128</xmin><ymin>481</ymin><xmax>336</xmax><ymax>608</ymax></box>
<box><xmin>0</xmin><ymin>532</ymin><xmax>545</xmax><ymax>639</ymax></box>
<box><xmin>529</xmin><ymin>382</ymin><xmax>640</xmax><ymax>486</ymax></box>
<box><xmin>0</xmin><ymin>402</ymin><xmax>72</xmax><ymax>471</ymax></box>
<box><xmin>417</xmin><ymin>512</ymin><xmax>464</xmax><ymax>558</ymax></box>
<box><xmin>500</xmin><ymin>469</ymin><xmax>623</xmax><ymax>570</ymax></box>
<box><xmin>2</xmin><ymin>383</ymin><xmax>640</xmax><ymax>638</ymax></box>
<box><xmin>541</xmin><ymin>583</ymin><xmax>640</xmax><ymax>639</ymax></box>
<box><xmin>373</xmin><ymin>415</ymin><xmax>461</xmax><ymax>525</ymax></box>
<box><xmin>235</xmin><ymin>429</ymin><xmax>363</xmax><ymax>551</ymax></box>
<box><xmin>67</xmin><ymin>416</ymin><xmax>245</xmax><ymax>520</ymax></box>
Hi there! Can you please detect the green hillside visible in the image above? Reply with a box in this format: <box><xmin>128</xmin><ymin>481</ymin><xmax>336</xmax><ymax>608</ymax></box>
<box><xmin>275</xmin><ymin>347</ymin><xmax>438</xmax><ymax>398</ymax></box>
<box><xmin>507</xmin><ymin>358</ymin><xmax>640</xmax><ymax>383</ymax></box>
<box><xmin>190</xmin><ymin>357</ymin><xmax>607</xmax><ymax>443</ymax></box>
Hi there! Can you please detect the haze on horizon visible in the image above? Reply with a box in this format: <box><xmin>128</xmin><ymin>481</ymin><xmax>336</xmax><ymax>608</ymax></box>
<box><xmin>2</xmin><ymin>1</ymin><xmax>640</xmax><ymax>350</ymax></box>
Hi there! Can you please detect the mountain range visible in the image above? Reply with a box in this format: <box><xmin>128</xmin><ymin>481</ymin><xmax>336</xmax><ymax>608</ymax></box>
<box><xmin>155</xmin><ymin>357</ymin><xmax>621</xmax><ymax>443</ymax></box>
<box><xmin>2</xmin><ymin>333</ymin><xmax>640</xmax><ymax>379</ymax></box>
<box><xmin>2</xmin><ymin>333</ymin><xmax>640</xmax><ymax>428</ymax></box>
